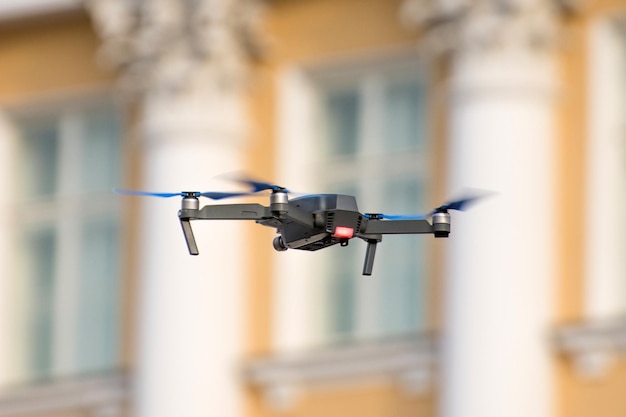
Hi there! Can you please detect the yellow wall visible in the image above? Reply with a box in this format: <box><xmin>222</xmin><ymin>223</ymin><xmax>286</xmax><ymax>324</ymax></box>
<box><xmin>555</xmin><ymin>5</ymin><xmax>587</xmax><ymax>324</ymax></box>
<box><xmin>555</xmin><ymin>1</ymin><xmax>626</xmax><ymax>415</ymax></box>
<box><xmin>558</xmin><ymin>358</ymin><xmax>626</xmax><ymax>417</ymax></box>
<box><xmin>0</xmin><ymin>11</ymin><xmax>112</xmax><ymax>102</ymax></box>
<box><xmin>4</xmin><ymin>3</ymin><xmax>626</xmax><ymax>417</ymax></box>
<box><xmin>0</xmin><ymin>10</ymin><xmax>137</xmax><ymax>374</ymax></box>
<box><xmin>249</xmin><ymin>382</ymin><xmax>434</xmax><ymax>417</ymax></box>
<box><xmin>247</xmin><ymin>1</ymin><xmax>626</xmax><ymax>416</ymax></box>
<box><xmin>554</xmin><ymin>0</ymin><xmax>626</xmax><ymax>326</ymax></box>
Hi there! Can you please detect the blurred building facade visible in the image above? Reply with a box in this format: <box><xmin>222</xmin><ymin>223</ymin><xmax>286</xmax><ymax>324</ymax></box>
<box><xmin>0</xmin><ymin>0</ymin><xmax>625</xmax><ymax>416</ymax></box>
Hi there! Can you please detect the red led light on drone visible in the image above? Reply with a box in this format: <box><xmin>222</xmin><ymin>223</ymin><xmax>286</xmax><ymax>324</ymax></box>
<box><xmin>333</xmin><ymin>226</ymin><xmax>354</xmax><ymax>239</ymax></box>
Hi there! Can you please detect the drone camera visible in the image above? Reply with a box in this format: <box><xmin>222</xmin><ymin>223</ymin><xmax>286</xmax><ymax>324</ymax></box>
<box><xmin>273</xmin><ymin>236</ymin><xmax>288</xmax><ymax>251</ymax></box>
<box><xmin>432</xmin><ymin>211</ymin><xmax>451</xmax><ymax>238</ymax></box>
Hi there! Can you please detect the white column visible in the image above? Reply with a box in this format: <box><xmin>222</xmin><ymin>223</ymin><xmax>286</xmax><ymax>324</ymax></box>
<box><xmin>0</xmin><ymin>112</ymin><xmax>17</xmax><ymax>385</ymax></box>
<box><xmin>135</xmin><ymin>84</ymin><xmax>247</xmax><ymax>417</ymax></box>
<box><xmin>436</xmin><ymin>4</ymin><xmax>560</xmax><ymax>417</ymax></box>
<box><xmin>85</xmin><ymin>1</ymin><xmax>263</xmax><ymax>416</ymax></box>
<box><xmin>273</xmin><ymin>68</ymin><xmax>322</xmax><ymax>352</ymax></box>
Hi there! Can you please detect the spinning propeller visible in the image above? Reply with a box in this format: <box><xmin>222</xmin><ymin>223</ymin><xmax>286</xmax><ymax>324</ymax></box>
<box><xmin>364</xmin><ymin>194</ymin><xmax>487</xmax><ymax>221</ymax></box>
<box><xmin>114</xmin><ymin>189</ymin><xmax>251</xmax><ymax>200</ymax></box>
<box><xmin>114</xmin><ymin>177</ymin><xmax>290</xmax><ymax>200</ymax></box>
<box><xmin>239</xmin><ymin>179</ymin><xmax>289</xmax><ymax>193</ymax></box>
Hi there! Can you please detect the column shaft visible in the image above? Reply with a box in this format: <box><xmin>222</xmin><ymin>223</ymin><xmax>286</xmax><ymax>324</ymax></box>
<box><xmin>134</xmin><ymin>88</ymin><xmax>246</xmax><ymax>417</ymax></box>
<box><xmin>442</xmin><ymin>48</ymin><xmax>557</xmax><ymax>417</ymax></box>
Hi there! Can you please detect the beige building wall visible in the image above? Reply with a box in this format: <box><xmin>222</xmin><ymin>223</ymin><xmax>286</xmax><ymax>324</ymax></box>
<box><xmin>247</xmin><ymin>1</ymin><xmax>626</xmax><ymax>417</ymax></box>
<box><xmin>0</xmin><ymin>11</ymin><xmax>112</xmax><ymax>100</ymax></box>
<box><xmin>556</xmin><ymin>2</ymin><xmax>626</xmax><ymax>416</ymax></box>
<box><xmin>0</xmin><ymin>10</ymin><xmax>131</xmax><ymax>417</ymax></box>
<box><xmin>1</xmin><ymin>1</ymin><xmax>626</xmax><ymax>417</ymax></box>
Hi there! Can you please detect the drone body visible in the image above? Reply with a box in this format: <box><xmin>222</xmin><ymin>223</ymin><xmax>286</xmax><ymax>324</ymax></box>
<box><xmin>266</xmin><ymin>193</ymin><xmax>364</xmax><ymax>252</ymax></box>
<box><xmin>176</xmin><ymin>187</ymin><xmax>454</xmax><ymax>276</ymax></box>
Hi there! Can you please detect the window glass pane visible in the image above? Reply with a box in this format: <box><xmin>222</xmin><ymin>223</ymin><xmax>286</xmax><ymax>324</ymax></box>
<box><xmin>326</xmin><ymin>250</ymin><xmax>359</xmax><ymax>338</ymax></box>
<box><xmin>324</xmin><ymin>90</ymin><xmax>360</xmax><ymax>157</ymax></box>
<box><xmin>316</xmin><ymin>67</ymin><xmax>429</xmax><ymax>344</ymax></box>
<box><xmin>21</xmin><ymin>121</ymin><xmax>59</xmax><ymax>198</ymax></box>
<box><xmin>384</xmin><ymin>79</ymin><xmax>425</xmax><ymax>152</ymax></box>
<box><xmin>324</xmin><ymin>183</ymin><xmax>359</xmax><ymax>339</ymax></box>
<box><xmin>376</xmin><ymin>178</ymin><xmax>425</xmax><ymax>333</ymax></box>
<box><xmin>76</xmin><ymin>217</ymin><xmax>121</xmax><ymax>371</ymax></box>
<box><xmin>377</xmin><ymin>237</ymin><xmax>424</xmax><ymax>333</ymax></box>
<box><xmin>81</xmin><ymin>109</ymin><xmax>122</xmax><ymax>193</ymax></box>
<box><xmin>22</xmin><ymin>226</ymin><xmax>57</xmax><ymax>379</ymax></box>
<box><xmin>13</xmin><ymin>100</ymin><xmax>123</xmax><ymax>381</ymax></box>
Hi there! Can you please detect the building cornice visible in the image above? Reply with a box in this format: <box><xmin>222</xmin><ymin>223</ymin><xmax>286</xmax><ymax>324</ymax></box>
<box><xmin>555</xmin><ymin>317</ymin><xmax>626</xmax><ymax>377</ymax></box>
<box><xmin>0</xmin><ymin>372</ymin><xmax>128</xmax><ymax>417</ymax></box>
<box><xmin>0</xmin><ymin>0</ymin><xmax>80</xmax><ymax>23</ymax></box>
<box><xmin>245</xmin><ymin>335</ymin><xmax>436</xmax><ymax>410</ymax></box>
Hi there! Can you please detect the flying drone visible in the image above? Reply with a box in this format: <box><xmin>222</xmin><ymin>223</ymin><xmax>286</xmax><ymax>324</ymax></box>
<box><xmin>117</xmin><ymin>179</ymin><xmax>481</xmax><ymax>275</ymax></box>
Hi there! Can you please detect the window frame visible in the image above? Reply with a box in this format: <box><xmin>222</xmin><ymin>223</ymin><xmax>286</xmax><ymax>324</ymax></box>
<box><xmin>4</xmin><ymin>93</ymin><xmax>125</xmax><ymax>382</ymax></box>
<box><xmin>272</xmin><ymin>49</ymin><xmax>434</xmax><ymax>352</ymax></box>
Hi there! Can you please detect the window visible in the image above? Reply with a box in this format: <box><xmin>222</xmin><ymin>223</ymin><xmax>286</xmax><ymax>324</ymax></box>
<box><xmin>317</xmin><ymin>67</ymin><xmax>430</xmax><ymax>342</ymax></box>
<box><xmin>12</xmin><ymin>99</ymin><xmax>123</xmax><ymax>382</ymax></box>
<box><xmin>273</xmin><ymin>54</ymin><xmax>432</xmax><ymax>350</ymax></box>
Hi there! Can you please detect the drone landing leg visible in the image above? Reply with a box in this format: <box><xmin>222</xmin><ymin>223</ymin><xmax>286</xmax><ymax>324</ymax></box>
<box><xmin>180</xmin><ymin>219</ymin><xmax>199</xmax><ymax>255</ymax></box>
<box><xmin>362</xmin><ymin>239</ymin><xmax>379</xmax><ymax>276</ymax></box>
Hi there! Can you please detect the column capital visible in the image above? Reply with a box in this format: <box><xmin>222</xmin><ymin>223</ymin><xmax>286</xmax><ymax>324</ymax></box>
<box><xmin>85</xmin><ymin>0</ymin><xmax>265</xmax><ymax>96</ymax></box>
<box><xmin>399</xmin><ymin>0</ymin><xmax>577</xmax><ymax>54</ymax></box>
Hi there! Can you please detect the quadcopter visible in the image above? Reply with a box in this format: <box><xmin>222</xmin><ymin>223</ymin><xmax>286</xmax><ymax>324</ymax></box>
<box><xmin>117</xmin><ymin>179</ymin><xmax>481</xmax><ymax>275</ymax></box>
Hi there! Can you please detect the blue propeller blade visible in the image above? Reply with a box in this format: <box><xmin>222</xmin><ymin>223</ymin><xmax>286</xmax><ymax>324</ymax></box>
<box><xmin>114</xmin><ymin>189</ymin><xmax>184</xmax><ymax>198</ymax></box>
<box><xmin>197</xmin><ymin>191</ymin><xmax>251</xmax><ymax>200</ymax></box>
<box><xmin>114</xmin><ymin>189</ymin><xmax>250</xmax><ymax>200</ymax></box>
<box><xmin>366</xmin><ymin>191</ymin><xmax>491</xmax><ymax>220</ymax></box>
<box><xmin>237</xmin><ymin>178</ymin><xmax>289</xmax><ymax>193</ymax></box>
<box><xmin>435</xmin><ymin>196</ymin><xmax>482</xmax><ymax>212</ymax></box>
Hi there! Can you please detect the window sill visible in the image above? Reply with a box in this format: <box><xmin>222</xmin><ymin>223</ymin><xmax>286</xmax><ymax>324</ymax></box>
<box><xmin>0</xmin><ymin>371</ymin><xmax>128</xmax><ymax>417</ymax></box>
<box><xmin>555</xmin><ymin>317</ymin><xmax>626</xmax><ymax>378</ymax></box>
<box><xmin>244</xmin><ymin>335</ymin><xmax>436</xmax><ymax>410</ymax></box>
<box><xmin>0</xmin><ymin>0</ymin><xmax>81</xmax><ymax>23</ymax></box>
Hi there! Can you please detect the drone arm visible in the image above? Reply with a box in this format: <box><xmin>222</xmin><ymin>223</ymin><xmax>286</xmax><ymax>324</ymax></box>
<box><xmin>264</xmin><ymin>192</ymin><xmax>315</xmax><ymax>229</ymax></box>
<box><xmin>180</xmin><ymin>203</ymin><xmax>272</xmax><ymax>221</ymax></box>
<box><xmin>358</xmin><ymin>218</ymin><xmax>435</xmax><ymax>275</ymax></box>
<box><xmin>360</xmin><ymin>218</ymin><xmax>433</xmax><ymax>235</ymax></box>
<box><xmin>178</xmin><ymin>203</ymin><xmax>273</xmax><ymax>256</ymax></box>
<box><xmin>357</xmin><ymin>215</ymin><xmax>451</xmax><ymax>275</ymax></box>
